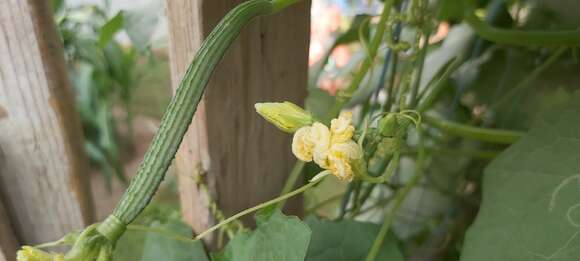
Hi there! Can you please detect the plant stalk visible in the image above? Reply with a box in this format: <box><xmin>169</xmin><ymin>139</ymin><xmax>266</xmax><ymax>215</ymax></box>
<box><xmin>424</xmin><ymin>115</ymin><xmax>523</xmax><ymax>144</ymax></box>
<box><xmin>195</xmin><ymin>172</ymin><xmax>328</xmax><ymax>240</ymax></box>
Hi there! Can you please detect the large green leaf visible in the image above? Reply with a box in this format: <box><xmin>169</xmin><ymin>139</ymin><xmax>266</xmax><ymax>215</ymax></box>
<box><xmin>114</xmin><ymin>215</ymin><xmax>208</xmax><ymax>261</ymax></box>
<box><xmin>140</xmin><ymin>221</ymin><xmax>209</xmax><ymax>261</ymax></box>
<box><xmin>213</xmin><ymin>210</ymin><xmax>311</xmax><ymax>261</ymax></box>
<box><xmin>461</xmin><ymin>91</ymin><xmax>580</xmax><ymax>261</ymax></box>
<box><xmin>305</xmin><ymin>217</ymin><xmax>404</xmax><ymax>261</ymax></box>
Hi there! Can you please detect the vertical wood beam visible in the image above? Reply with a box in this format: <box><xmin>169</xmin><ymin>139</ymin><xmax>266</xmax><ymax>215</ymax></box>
<box><xmin>0</xmin><ymin>196</ymin><xmax>17</xmax><ymax>261</ymax></box>
<box><xmin>166</xmin><ymin>0</ymin><xmax>310</xmax><ymax>244</ymax></box>
<box><xmin>0</xmin><ymin>0</ymin><xmax>93</xmax><ymax>244</ymax></box>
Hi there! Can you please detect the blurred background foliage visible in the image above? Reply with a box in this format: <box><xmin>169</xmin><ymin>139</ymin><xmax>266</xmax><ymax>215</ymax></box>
<box><xmin>52</xmin><ymin>0</ymin><xmax>171</xmax><ymax>189</ymax></box>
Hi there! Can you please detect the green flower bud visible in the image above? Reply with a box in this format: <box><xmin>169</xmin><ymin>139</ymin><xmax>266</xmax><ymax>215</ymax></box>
<box><xmin>378</xmin><ymin>114</ymin><xmax>398</xmax><ymax>137</ymax></box>
<box><xmin>64</xmin><ymin>223</ymin><xmax>115</xmax><ymax>261</ymax></box>
<box><xmin>255</xmin><ymin>102</ymin><xmax>314</xmax><ymax>133</ymax></box>
<box><xmin>17</xmin><ymin>246</ymin><xmax>64</xmax><ymax>261</ymax></box>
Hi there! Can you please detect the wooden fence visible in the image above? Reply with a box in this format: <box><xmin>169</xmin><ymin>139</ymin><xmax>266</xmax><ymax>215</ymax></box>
<box><xmin>0</xmin><ymin>0</ymin><xmax>310</xmax><ymax>259</ymax></box>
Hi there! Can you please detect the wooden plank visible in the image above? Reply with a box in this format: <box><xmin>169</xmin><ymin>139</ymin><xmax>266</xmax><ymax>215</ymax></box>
<box><xmin>0</xmin><ymin>197</ymin><xmax>17</xmax><ymax>261</ymax></box>
<box><xmin>166</xmin><ymin>0</ymin><xmax>310</xmax><ymax>244</ymax></box>
<box><xmin>0</xmin><ymin>0</ymin><xmax>93</xmax><ymax>244</ymax></box>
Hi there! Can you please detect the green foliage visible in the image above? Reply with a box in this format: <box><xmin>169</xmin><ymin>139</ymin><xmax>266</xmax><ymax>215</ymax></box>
<box><xmin>305</xmin><ymin>217</ymin><xmax>403</xmax><ymax>261</ymax></box>
<box><xmin>213</xmin><ymin>210</ymin><xmax>311</xmax><ymax>261</ymax></box>
<box><xmin>98</xmin><ymin>11</ymin><xmax>124</xmax><ymax>48</ymax></box>
<box><xmin>55</xmin><ymin>0</ymin><xmax>161</xmax><ymax>188</ymax></box>
<box><xmin>461</xmin><ymin>92</ymin><xmax>580</xmax><ymax>261</ymax></box>
<box><xmin>115</xmin><ymin>208</ymin><xmax>209</xmax><ymax>261</ymax></box>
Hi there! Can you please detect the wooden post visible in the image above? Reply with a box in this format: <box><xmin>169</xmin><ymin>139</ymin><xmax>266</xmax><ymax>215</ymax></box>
<box><xmin>0</xmin><ymin>197</ymin><xmax>17</xmax><ymax>261</ymax></box>
<box><xmin>166</xmin><ymin>0</ymin><xmax>310</xmax><ymax>243</ymax></box>
<box><xmin>0</xmin><ymin>0</ymin><xmax>93</xmax><ymax>245</ymax></box>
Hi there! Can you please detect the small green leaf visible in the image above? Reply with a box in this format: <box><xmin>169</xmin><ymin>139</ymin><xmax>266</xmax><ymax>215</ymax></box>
<box><xmin>98</xmin><ymin>11</ymin><xmax>124</xmax><ymax>48</ymax></box>
<box><xmin>305</xmin><ymin>217</ymin><xmax>404</xmax><ymax>261</ymax></box>
<box><xmin>305</xmin><ymin>88</ymin><xmax>334</xmax><ymax>124</ymax></box>
<box><xmin>461</xmin><ymin>91</ymin><xmax>580</xmax><ymax>261</ymax></box>
<box><xmin>214</xmin><ymin>210</ymin><xmax>311</xmax><ymax>261</ymax></box>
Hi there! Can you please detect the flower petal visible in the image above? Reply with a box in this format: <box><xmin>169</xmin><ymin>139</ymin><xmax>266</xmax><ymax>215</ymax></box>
<box><xmin>310</xmin><ymin>122</ymin><xmax>332</xmax><ymax>168</ymax></box>
<box><xmin>330</xmin><ymin>111</ymin><xmax>355</xmax><ymax>143</ymax></box>
<box><xmin>292</xmin><ymin>126</ymin><xmax>314</xmax><ymax>161</ymax></box>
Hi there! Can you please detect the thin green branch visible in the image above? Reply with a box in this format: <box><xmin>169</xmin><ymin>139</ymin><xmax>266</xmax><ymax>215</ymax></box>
<box><xmin>276</xmin><ymin>160</ymin><xmax>306</xmax><ymax>209</ymax></box>
<box><xmin>402</xmin><ymin>146</ymin><xmax>500</xmax><ymax>160</ymax></box>
<box><xmin>463</xmin><ymin>9</ymin><xmax>580</xmax><ymax>46</ymax></box>
<box><xmin>424</xmin><ymin>115</ymin><xmax>524</xmax><ymax>144</ymax></box>
<box><xmin>328</xmin><ymin>0</ymin><xmax>397</xmax><ymax>118</ymax></box>
<box><xmin>195</xmin><ymin>172</ymin><xmax>329</xmax><ymax>241</ymax></box>
<box><xmin>417</xmin><ymin>58</ymin><xmax>463</xmax><ymax>113</ymax></box>
<box><xmin>409</xmin><ymin>30</ymin><xmax>431</xmax><ymax>108</ymax></box>
<box><xmin>366</xmin><ymin>126</ymin><xmax>427</xmax><ymax>261</ymax></box>
<box><xmin>492</xmin><ymin>47</ymin><xmax>567</xmax><ymax>109</ymax></box>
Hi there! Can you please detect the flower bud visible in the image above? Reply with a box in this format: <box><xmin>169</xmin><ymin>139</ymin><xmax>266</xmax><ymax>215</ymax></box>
<box><xmin>378</xmin><ymin>113</ymin><xmax>398</xmax><ymax>137</ymax></box>
<box><xmin>255</xmin><ymin>102</ymin><xmax>314</xmax><ymax>133</ymax></box>
<box><xmin>17</xmin><ymin>246</ymin><xmax>64</xmax><ymax>261</ymax></box>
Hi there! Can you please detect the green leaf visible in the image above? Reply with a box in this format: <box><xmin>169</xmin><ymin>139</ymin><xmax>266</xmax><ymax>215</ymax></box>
<box><xmin>103</xmin><ymin>41</ymin><xmax>132</xmax><ymax>90</ymax></box>
<box><xmin>461</xmin><ymin>91</ymin><xmax>580</xmax><ymax>261</ymax></box>
<box><xmin>52</xmin><ymin>0</ymin><xmax>64</xmax><ymax>13</ymax></box>
<box><xmin>437</xmin><ymin>0</ymin><xmax>464</xmax><ymax>21</ymax></box>
<box><xmin>140</xmin><ymin>221</ymin><xmax>209</xmax><ymax>261</ymax></box>
<box><xmin>305</xmin><ymin>88</ymin><xmax>334</xmax><ymax>124</ymax></box>
<box><xmin>114</xmin><ymin>216</ymin><xmax>208</xmax><ymax>261</ymax></box>
<box><xmin>98</xmin><ymin>11</ymin><xmax>124</xmax><ymax>48</ymax></box>
<box><xmin>213</xmin><ymin>210</ymin><xmax>311</xmax><ymax>261</ymax></box>
<box><xmin>305</xmin><ymin>217</ymin><xmax>403</xmax><ymax>261</ymax></box>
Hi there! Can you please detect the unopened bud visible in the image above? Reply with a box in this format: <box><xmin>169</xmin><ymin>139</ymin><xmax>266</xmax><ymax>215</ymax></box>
<box><xmin>378</xmin><ymin>114</ymin><xmax>398</xmax><ymax>137</ymax></box>
<box><xmin>255</xmin><ymin>102</ymin><xmax>314</xmax><ymax>133</ymax></box>
<box><xmin>17</xmin><ymin>246</ymin><xmax>64</xmax><ymax>261</ymax></box>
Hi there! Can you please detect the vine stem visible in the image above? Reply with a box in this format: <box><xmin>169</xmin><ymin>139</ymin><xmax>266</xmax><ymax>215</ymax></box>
<box><xmin>424</xmin><ymin>115</ymin><xmax>524</xmax><ymax>144</ymax></box>
<box><xmin>194</xmin><ymin>172</ymin><xmax>330</xmax><ymax>241</ymax></box>
<box><xmin>409</xmin><ymin>29</ymin><xmax>431</xmax><ymax>108</ymax></box>
<box><xmin>276</xmin><ymin>160</ymin><xmax>306</xmax><ymax>209</ymax></box>
<box><xmin>328</xmin><ymin>0</ymin><xmax>396</xmax><ymax>118</ymax></box>
<box><xmin>491</xmin><ymin>46</ymin><xmax>567</xmax><ymax>110</ymax></box>
<box><xmin>366</xmin><ymin>125</ymin><xmax>426</xmax><ymax>261</ymax></box>
<box><xmin>463</xmin><ymin>3</ymin><xmax>580</xmax><ymax>46</ymax></box>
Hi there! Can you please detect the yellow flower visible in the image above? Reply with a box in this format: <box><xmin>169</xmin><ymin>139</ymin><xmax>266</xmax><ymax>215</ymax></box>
<box><xmin>292</xmin><ymin>126</ymin><xmax>315</xmax><ymax>161</ymax></box>
<box><xmin>327</xmin><ymin>141</ymin><xmax>362</xmax><ymax>181</ymax></box>
<box><xmin>292</xmin><ymin>122</ymin><xmax>331</xmax><ymax>164</ymax></box>
<box><xmin>291</xmin><ymin>111</ymin><xmax>361</xmax><ymax>181</ymax></box>
<box><xmin>330</xmin><ymin>111</ymin><xmax>355</xmax><ymax>143</ymax></box>
<box><xmin>310</xmin><ymin>122</ymin><xmax>331</xmax><ymax>168</ymax></box>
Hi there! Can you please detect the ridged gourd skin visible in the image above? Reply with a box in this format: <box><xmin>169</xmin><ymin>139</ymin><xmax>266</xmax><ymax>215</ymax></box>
<box><xmin>113</xmin><ymin>0</ymin><xmax>275</xmax><ymax>224</ymax></box>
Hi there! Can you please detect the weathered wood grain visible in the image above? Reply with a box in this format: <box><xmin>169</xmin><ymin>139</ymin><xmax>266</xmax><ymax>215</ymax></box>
<box><xmin>0</xmin><ymin>196</ymin><xmax>17</xmax><ymax>261</ymax></box>
<box><xmin>0</xmin><ymin>0</ymin><xmax>93</xmax><ymax>244</ymax></box>
<box><xmin>166</xmin><ymin>0</ymin><xmax>310</xmax><ymax>246</ymax></box>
